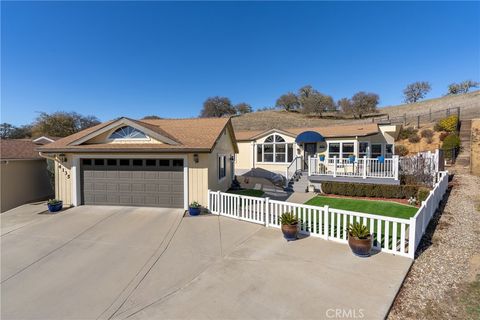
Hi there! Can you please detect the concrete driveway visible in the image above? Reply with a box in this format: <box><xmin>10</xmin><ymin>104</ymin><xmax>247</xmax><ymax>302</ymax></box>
<box><xmin>1</xmin><ymin>204</ymin><xmax>412</xmax><ymax>320</ymax></box>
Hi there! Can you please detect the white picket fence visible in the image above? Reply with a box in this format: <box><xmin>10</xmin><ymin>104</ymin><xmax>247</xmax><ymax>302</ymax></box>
<box><xmin>207</xmin><ymin>171</ymin><xmax>449</xmax><ymax>259</ymax></box>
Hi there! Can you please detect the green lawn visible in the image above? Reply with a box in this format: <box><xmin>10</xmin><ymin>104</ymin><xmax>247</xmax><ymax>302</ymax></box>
<box><xmin>227</xmin><ymin>189</ymin><xmax>265</xmax><ymax>197</ymax></box>
<box><xmin>305</xmin><ymin>196</ymin><xmax>418</xmax><ymax>219</ymax></box>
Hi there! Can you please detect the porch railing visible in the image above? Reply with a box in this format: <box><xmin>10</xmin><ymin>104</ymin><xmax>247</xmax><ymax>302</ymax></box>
<box><xmin>308</xmin><ymin>156</ymin><xmax>399</xmax><ymax>180</ymax></box>
<box><xmin>285</xmin><ymin>156</ymin><xmax>303</xmax><ymax>186</ymax></box>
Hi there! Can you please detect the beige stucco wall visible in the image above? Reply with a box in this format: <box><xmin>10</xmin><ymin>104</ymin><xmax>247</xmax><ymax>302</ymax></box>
<box><xmin>207</xmin><ymin>128</ymin><xmax>236</xmax><ymax>198</ymax></box>
<box><xmin>55</xmin><ymin>157</ymin><xmax>73</xmax><ymax>206</ymax></box>
<box><xmin>1</xmin><ymin>160</ymin><xmax>54</xmax><ymax>212</ymax></box>
<box><xmin>236</xmin><ymin>141</ymin><xmax>253</xmax><ymax>170</ymax></box>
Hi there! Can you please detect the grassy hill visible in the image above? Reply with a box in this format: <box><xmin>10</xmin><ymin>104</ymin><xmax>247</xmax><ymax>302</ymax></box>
<box><xmin>232</xmin><ymin>90</ymin><xmax>480</xmax><ymax>131</ymax></box>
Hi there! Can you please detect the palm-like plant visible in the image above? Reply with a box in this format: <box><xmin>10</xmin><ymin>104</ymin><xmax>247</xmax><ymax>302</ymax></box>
<box><xmin>347</xmin><ymin>222</ymin><xmax>370</xmax><ymax>239</ymax></box>
<box><xmin>280</xmin><ymin>212</ymin><xmax>298</xmax><ymax>225</ymax></box>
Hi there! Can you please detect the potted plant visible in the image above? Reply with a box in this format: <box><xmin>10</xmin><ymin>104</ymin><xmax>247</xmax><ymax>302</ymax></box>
<box><xmin>188</xmin><ymin>201</ymin><xmax>201</xmax><ymax>216</ymax></box>
<box><xmin>347</xmin><ymin>222</ymin><xmax>372</xmax><ymax>257</ymax></box>
<box><xmin>348</xmin><ymin>154</ymin><xmax>356</xmax><ymax>163</ymax></box>
<box><xmin>319</xmin><ymin>154</ymin><xmax>325</xmax><ymax>161</ymax></box>
<box><xmin>47</xmin><ymin>199</ymin><xmax>63</xmax><ymax>213</ymax></box>
<box><xmin>280</xmin><ymin>212</ymin><xmax>299</xmax><ymax>241</ymax></box>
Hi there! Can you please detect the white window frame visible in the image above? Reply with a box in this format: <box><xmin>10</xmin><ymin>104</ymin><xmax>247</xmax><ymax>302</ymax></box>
<box><xmin>256</xmin><ymin>134</ymin><xmax>293</xmax><ymax>164</ymax></box>
<box><xmin>218</xmin><ymin>154</ymin><xmax>227</xmax><ymax>181</ymax></box>
<box><xmin>107</xmin><ymin>126</ymin><xmax>151</xmax><ymax>142</ymax></box>
<box><xmin>358</xmin><ymin>141</ymin><xmax>370</xmax><ymax>158</ymax></box>
<box><xmin>327</xmin><ymin>140</ymin><xmax>357</xmax><ymax>159</ymax></box>
<box><xmin>371</xmin><ymin>143</ymin><xmax>383</xmax><ymax>158</ymax></box>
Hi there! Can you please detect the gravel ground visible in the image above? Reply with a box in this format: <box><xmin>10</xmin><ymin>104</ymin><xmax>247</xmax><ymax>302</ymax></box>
<box><xmin>388</xmin><ymin>173</ymin><xmax>480</xmax><ymax>320</ymax></box>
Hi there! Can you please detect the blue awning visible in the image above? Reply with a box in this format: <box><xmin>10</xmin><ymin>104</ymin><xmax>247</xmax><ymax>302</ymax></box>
<box><xmin>295</xmin><ymin>131</ymin><xmax>325</xmax><ymax>143</ymax></box>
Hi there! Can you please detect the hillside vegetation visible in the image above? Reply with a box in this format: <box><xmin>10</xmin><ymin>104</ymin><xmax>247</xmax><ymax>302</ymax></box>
<box><xmin>232</xmin><ymin>90</ymin><xmax>480</xmax><ymax>131</ymax></box>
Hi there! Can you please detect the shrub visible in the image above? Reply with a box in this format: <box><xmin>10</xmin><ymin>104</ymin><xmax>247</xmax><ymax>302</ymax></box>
<box><xmin>437</xmin><ymin>115</ymin><xmax>459</xmax><ymax>132</ymax></box>
<box><xmin>439</xmin><ymin>131</ymin><xmax>449</xmax><ymax>141</ymax></box>
<box><xmin>433</xmin><ymin>122</ymin><xmax>443</xmax><ymax>132</ymax></box>
<box><xmin>280</xmin><ymin>212</ymin><xmax>298</xmax><ymax>225</ymax></box>
<box><xmin>442</xmin><ymin>134</ymin><xmax>461</xmax><ymax>151</ymax></box>
<box><xmin>321</xmin><ymin>182</ymin><xmax>420</xmax><ymax>199</ymax></box>
<box><xmin>417</xmin><ymin>187</ymin><xmax>430</xmax><ymax>202</ymax></box>
<box><xmin>394</xmin><ymin>145</ymin><xmax>409</xmax><ymax>156</ymax></box>
<box><xmin>408</xmin><ymin>134</ymin><xmax>421</xmax><ymax>143</ymax></box>
<box><xmin>421</xmin><ymin>129</ymin><xmax>434</xmax><ymax>138</ymax></box>
<box><xmin>347</xmin><ymin>222</ymin><xmax>370</xmax><ymax>239</ymax></box>
<box><xmin>398</xmin><ymin>127</ymin><xmax>418</xmax><ymax>140</ymax></box>
<box><xmin>425</xmin><ymin>137</ymin><xmax>433</xmax><ymax>144</ymax></box>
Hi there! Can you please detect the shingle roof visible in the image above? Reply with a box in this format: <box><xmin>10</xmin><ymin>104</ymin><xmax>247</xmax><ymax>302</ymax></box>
<box><xmin>37</xmin><ymin>117</ymin><xmax>236</xmax><ymax>153</ymax></box>
<box><xmin>235</xmin><ymin>123</ymin><xmax>380</xmax><ymax>141</ymax></box>
<box><xmin>1</xmin><ymin>139</ymin><xmax>43</xmax><ymax>160</ymax></box>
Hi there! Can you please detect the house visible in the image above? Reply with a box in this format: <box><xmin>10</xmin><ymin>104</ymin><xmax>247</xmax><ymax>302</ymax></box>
<box><xmin>234</xmin><ymin>123</ymin><xmax>402</xmax><ymax>185</ymax></box>
<box><xmin>0</xmin><ymin>139</ymin><xmax>55</xmax><ymax>212</ymax></box>
<box><xmin>37</xmin><ymin>117</ymin><xmax>238</xmax><ymax>209</ymax></box>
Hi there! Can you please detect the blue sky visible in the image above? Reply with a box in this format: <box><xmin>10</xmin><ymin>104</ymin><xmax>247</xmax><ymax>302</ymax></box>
<box><xmin>2</xmin><ymin>1</ymin><xmax>479</xmax><ymax>126</ymax></box>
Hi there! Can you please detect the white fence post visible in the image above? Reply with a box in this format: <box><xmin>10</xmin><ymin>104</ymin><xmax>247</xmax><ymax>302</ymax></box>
<box><xmin>323</xmin><ymin>205</ymin><xmax>329</xmax><ymax>239</ymax></box>
<box><xmin>362</xmin><ymin>156</ymin><xmax>367</xmax><ymax>179</ymax></box>
<box><xmin>217</xmin><ymin>190</ymin><xmax>221</xmax><ymax>215</ymax></box>
<box><xmin>393</xmin><ymin>155</ymin><xmax>399</xmax><ymax>180</ymax></box>
<box><xmin>207</xmin><ymin>189</ymin><xmax>211</xmax><ymax>212</ymax></box>
<box><xmin>408</xmin><ymin>217</ymin><xmax>416</xmax><ymax>258</ymax></box>
<box><xmin>333</xmin><ymin>157</ymin><xmax>337</xmax><ymax>178</ymax></box>
<box><xmin>265</xmin><ymin>197</ymin><xmax>270</xmax><ymax>227</ymax></box>
<box><xmin>308</xmin><ymin>156</ymin><xmax>312</xmax><ymax>176</ymax></box>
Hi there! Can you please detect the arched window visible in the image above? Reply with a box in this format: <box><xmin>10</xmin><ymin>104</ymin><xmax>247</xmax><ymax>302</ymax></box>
<box><xmin>109</xmin><ymin>126</ymin><xmax>147</xmax><ymax>140</ymax></box>
<box><xmin>256</xmin><ymin>134</ymin><xmax>293</xmax><ymax>163</ymax></box>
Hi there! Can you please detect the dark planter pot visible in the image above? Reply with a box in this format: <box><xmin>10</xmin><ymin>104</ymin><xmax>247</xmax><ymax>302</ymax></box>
<box><xmin>188</xmin><ymin>207</ymin><xmax>201</xmax><ymax>216</ymax></box>
<box><xmin>47</xmin><ymin>202</ymin><xmax>63</xmax><ymax>213</ymax></box>
<box><xmin>348</xmin><ymin>234</ymin><xmax>373</xmax><ymax>257</ymax></box>
<box><xmin>281</xmin><ymin>223</ymin><xmax>298</xmax><ymax>241</ymax></box>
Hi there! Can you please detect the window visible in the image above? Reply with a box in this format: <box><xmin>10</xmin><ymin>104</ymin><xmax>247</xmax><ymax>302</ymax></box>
<box><xmin>109</xmin><ymin>126</ymin><xmax>147</xmax><ymax>140</ymax></box>
<box><xmin>119</xmin><ymin>159</ymin><xmax>130</xmax><ymax>166</ymax></box>
<box><xmin>82</xmin><ymin>159</ymin><xmax>92</xmax><ymax>165</ymax></box>
<box><xmin>359</xmin><ymin>142</ymin><xmax>369</xmax><ymax>158</ymax></box>
<box><xmin>218</xmin><ymin>155</ymin><xmax>226</xmax><ymax>180</ymax></box>
<box><xmin>94</xmin><ymin>159</ymin><xmax>104</xmax><ymax>166</ymax></box>
<box><xmin>159</xmin><ymin>159</ymin><xmax>170</xmax><ymax>167</ymax></box>
<box><xmin>385</xmin><ymin>144</ymin><xmax>393</xmax><ymax>158</ymax></box>
<box><xmin>371</xmin><ymin>144</ymin><xmax>382</xmax><ymax>158</ymax></box>
<box><xmin>173</xmin><ymin>159</ymin><xmax>184</xmax><ymax>167</ymax></box>
<box><xmin>342</xmin><ymin>143</ymin><xmax>354</xmax><ymax>158</ymax></box>
<box><xmin>107</xmin><ymin>159</ymin><xmax>117</xmax><ymax>166</ymax></box>
<box><xmin>132</xmin><ymin>159</ymin><xmax>143</xmax><ymax>166</ymax></box>
<box><xmin>256</xmin><ymin>134</ymin><xmax>293</xmax><ymax>163</ymax></box>
<box><xmin>146</xmin><ymin>159</ymin><xmax>156</xmax><ymax>166</ymax></box>
<box><xmin>328</xmin><ymin>143</ymin><xmax>340</xmax><ymax>158</ymax></box>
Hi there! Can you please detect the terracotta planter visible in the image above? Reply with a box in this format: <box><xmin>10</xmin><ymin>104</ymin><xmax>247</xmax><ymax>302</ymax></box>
<box><xmin>281</xmin><ymin>223</ymin><xmax>298</xmax><ymax>241</ymax></box>
<box><xmin>348</xmin><ymin>234</ymin><xmax>372</xmax><ymax>257</ymax></box>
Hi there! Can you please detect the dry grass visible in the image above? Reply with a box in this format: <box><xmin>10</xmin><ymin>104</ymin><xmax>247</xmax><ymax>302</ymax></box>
<box><xmin>471</xmin><ymin>119</ymin><xmax>480</xmax><ymax>176</ymax></box>
<box><xmin>396</xmin><ymin>124</ymin><xmax>443</xmax><ymax>155</ymax></box>
<box><xmin>232</xmin><ymin>90</ymin><xmax>480</xmax><ymax>131</ymax></box>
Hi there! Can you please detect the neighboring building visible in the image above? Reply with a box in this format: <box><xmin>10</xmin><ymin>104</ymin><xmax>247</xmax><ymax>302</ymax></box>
<box><xmin>0</xmin><ymin>139</ymin><xmax>54</xmax><ymax>212</ymax></box>
<box><xmin>37</xmin><ymin>117</ymin><xmax>238</xmax><ymax>209</ymax></box>
<box><xmin>234</xmin><ymin>123</ymin><xmax>401</xmax><ymax>184</ymax></box>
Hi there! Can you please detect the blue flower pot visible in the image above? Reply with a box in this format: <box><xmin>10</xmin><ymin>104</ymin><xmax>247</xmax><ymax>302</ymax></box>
<box><xmin>319</xmin><ymin>155</ymin><xmax>325</xmax><ymax>161</ymax></box>
<box><xmin>47</xmin><ymin>202</ymin><xmax>63</xmax><ymax>213</ymax></box>
<box><xmin>348</xmin><ymin>155</ymin><xmax>356</xmax><ymax>163</ymax></box>
<box><xmin>377</xmin><ymin>156</ymin><xmax>385</xmax><ymax>164</ymax></box>
<box><xmin>188</xmin><ymin>207</ymin><xmax>201</xmax><ymax>216</ymax></box>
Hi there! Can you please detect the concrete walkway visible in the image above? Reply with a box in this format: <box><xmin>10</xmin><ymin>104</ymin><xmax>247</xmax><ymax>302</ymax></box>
<box><xmin>1</xmin><ymin>205</ymin><xmax>412</xmax><ymax>320</ymax></box>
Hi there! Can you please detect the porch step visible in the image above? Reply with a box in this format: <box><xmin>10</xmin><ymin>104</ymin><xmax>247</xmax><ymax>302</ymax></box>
<box><xmin>286</xmin><ymin>171</ymin><xmax>312</xmax><ymax>193</ymax></box>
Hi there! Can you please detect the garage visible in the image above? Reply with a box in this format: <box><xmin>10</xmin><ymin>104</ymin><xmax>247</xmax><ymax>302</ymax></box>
<box><xmin>81</xmin><ymin>158</ymin><xmax>184</xmax><ymax>208</ymax></box>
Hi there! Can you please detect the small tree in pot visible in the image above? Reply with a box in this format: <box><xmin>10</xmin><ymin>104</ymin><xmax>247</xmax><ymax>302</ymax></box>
<box><xmin>347</xmin><ymin>222</ymin><xmax>372</xmax><ymax>257</ymax></box>
<box><xmin>280</xmin><ymin>212</ymin><xmax>299</xmax><ymax>241</ymax></box>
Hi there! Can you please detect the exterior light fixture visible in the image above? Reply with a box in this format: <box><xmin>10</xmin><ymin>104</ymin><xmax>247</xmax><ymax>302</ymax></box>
<box><xmin>193</xmin><ymin>154</ymin><xmax>199</xmax><ymax>163</ymax></box>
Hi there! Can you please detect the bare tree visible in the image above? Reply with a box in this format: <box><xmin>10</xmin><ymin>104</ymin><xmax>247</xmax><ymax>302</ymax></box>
<box><xmin>275</xmin><ymin>92</ymin><xmax>300</xmax><ymax>111</ymax></box>
<box><xmin>199</xmin><ymin>96</ymin><xmax>236</xmax><ymax>117</ymax></box>
<box><xmin>403</xmin><ymin>81</ymin><xmax>431</xmax><ymax>103</ymax></box>
<box><xmin>447</xmin><ymin>80</ymin><xmax>479</xmax><ymax>95</ymax></box>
